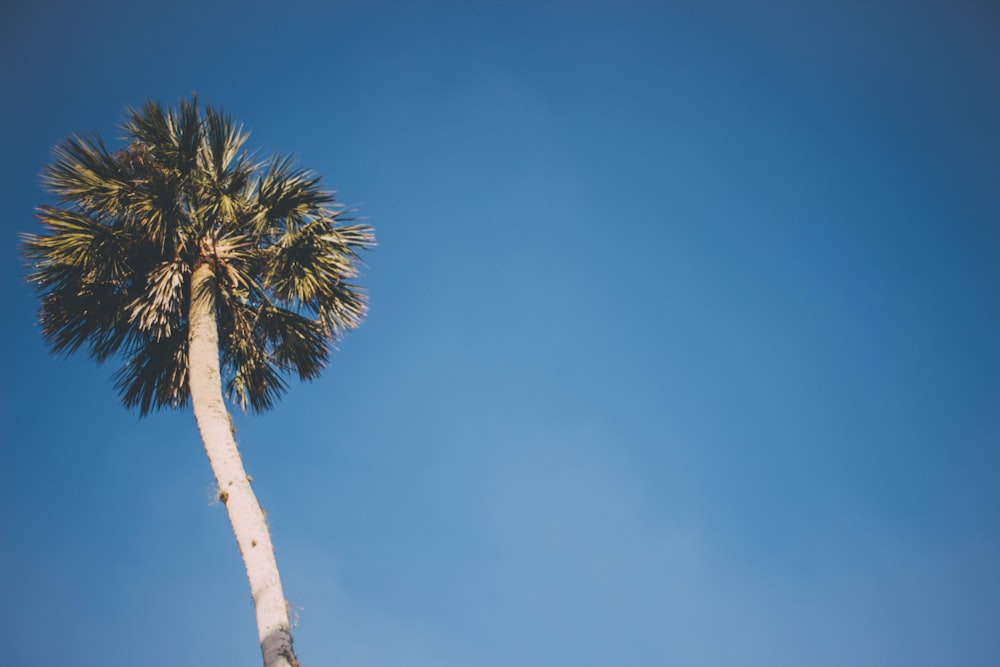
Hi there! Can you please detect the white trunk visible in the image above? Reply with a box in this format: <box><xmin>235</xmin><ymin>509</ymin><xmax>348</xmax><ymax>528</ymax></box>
<box><xmin>187</xmin><ymin>262</ymin><xmax>300</xmax><ymax>667</ymax></box>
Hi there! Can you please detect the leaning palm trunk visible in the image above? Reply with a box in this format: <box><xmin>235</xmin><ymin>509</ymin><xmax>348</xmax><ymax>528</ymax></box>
<box><xmin>188</xmin><ymin>262</ymin><xmax>299</xmax><ymax>667</ymax></box>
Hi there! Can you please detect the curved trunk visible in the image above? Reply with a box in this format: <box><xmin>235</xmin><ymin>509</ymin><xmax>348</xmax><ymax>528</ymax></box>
<box><xmin>187</xmin><ymin>262</ymin><xmax>300</xmax><ymax>667</ymax></box>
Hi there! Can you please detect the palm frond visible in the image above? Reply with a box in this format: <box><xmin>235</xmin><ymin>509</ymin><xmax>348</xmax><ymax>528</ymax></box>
<box><xmin>262</xmin><ymin>219</ymin><xmax>374</xmax><ymax>305</ymax></box>
<box><xmin>220</xmin><ymin>298</ymin><xmax>287</xmax><ymax>412</ymax></box>
<box><xmin>113</xmin><ymin>330</ymin><xmax>189</xmax><ymax>415</ymax></box>
<box><xmin>255</xmin><ymin>155</ymin><xmax>333</xmax><ymax>233</ymax></box>
<box><xmin>42</xmin><ymin>134</ymin><xmax>128</xmax><ymax>217</ymax></box>
<box><xmin>32</xmin><ymin>266</ymin><xmax>134</xmax><ymax>359</ymax></box>
<box><xmin>123</xmin><ymin>98</ymin><xmax>200</xmax><ymax>175</ymax></box>
<box><xmin>314</xmin><ymin>282</ymin><xmax>370</xmax><ymax>334</ymax></box>
<box><xmin>200</xmin><ymin>106</ymin><xmax>250</xmax><ymax>181</ymax></box>
<box><xmin>23</xmin><ymin>207</ymin><xmax>147</xmax><ymax>361</ymax></box>
<box><xmin>126</xmin><ymin>258</ymin><xmax>190</xmax><ymax>340</ymax></box>
<box><xmin>113</xmin><ymin>141</ymin><xmax>186</xmax><ymax>249</ymax></box>
<box><xmin>256</xmin><ymin>300</ymin><xmax>329</xmax><ymax>380</ymax></box>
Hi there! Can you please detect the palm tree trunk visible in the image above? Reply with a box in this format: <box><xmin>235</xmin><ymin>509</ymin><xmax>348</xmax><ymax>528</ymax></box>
<box><xmin>188</xmin><ymin>261</ymin><xmax>301</xmax><ymax>667</ymax></box>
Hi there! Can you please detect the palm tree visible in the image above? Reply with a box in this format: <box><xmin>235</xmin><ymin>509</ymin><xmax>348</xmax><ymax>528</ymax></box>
<box><xmin>22</xmin><ymin>96</ymin><xmax>374</xmax><ymax>667</ymax></box>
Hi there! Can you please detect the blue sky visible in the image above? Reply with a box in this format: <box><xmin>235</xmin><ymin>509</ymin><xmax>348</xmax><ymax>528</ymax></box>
<box><xmin>2</xmin><ymin>1</ymin><xmax>999</xmax><ymax>665</ymax></box>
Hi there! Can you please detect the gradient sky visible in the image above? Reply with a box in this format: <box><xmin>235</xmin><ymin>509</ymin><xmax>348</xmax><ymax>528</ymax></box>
<box><xmin>2</xmin><ymin>2</ymin><xmax>999</xmax><ymax>665</ymax></box>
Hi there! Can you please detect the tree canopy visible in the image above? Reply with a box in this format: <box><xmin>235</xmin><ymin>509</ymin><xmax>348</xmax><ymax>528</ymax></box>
<box><xmin>23</xmin><ymin>97</ymin><xmax>375</xmax><ymax>415</ymax></box>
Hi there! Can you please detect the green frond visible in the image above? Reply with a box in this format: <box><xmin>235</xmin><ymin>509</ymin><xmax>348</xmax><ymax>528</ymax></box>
<box><xmin>227</xmin><ymin>359</ymin><xmax>287</xmax><ymax>413</ymax></box>
<box><xmin>315</xmin><ymin>282</ymin><xmax>370</xmax><ymax>334</ymax></box>
<box><xmin>255</xmin><ymin>155</ymin><xmax>333</xmax><ymax>232</ymax></box>
<box><xmin>256</xmin><ymin>301</ymin><xmax>329</xmax><ymax>380</ymax></box>
<box><xmin>169</xmin><ymin>97</ymin><xmax>203</xmax><ymax>173</ymax></box>
<box><xmin>122</xmin><ymin>101</ymin><xmax>173</xmax><ymax>153</ymax></box>
<box><xmin>220</xmin><ymin>299</ymin><xmax>287</xmax><ymax>413</ymax></box>
<box><xmin>23</xmin><ymin>208</ymin><xmax>147</xmax><ymax>361</ymax></box>
<box><xmin>113</xmin><ymin>330</ymin><xmax>189</xmax><ymax>416</ymax></box>
<box><xmin>31</xmin><ymin>265</ymin><xmax>134</xmax><ymax>359</ymax></box>
<box><xmin>123</xmin><ymin>98</ymin><xmax>200</xmax><ymax>175</ymax></box>
<box><xmin>199</xmin><ymin>106</ymin><xmax>251</xmax><ymax>181</ymax></box>
<box><xmin>43</xmin><ymin>134</ymin><xmax>128</xmax><ymax>216</ymax></box>
<box><xmin>262</xmin><ymin>220</ymin><xmax>375</xmax><ymax>306</ymax></box>
<box><xmin>29</xmin><ymin>205</ymin><xmax>152</xmax><ymax>281</ymax></box>
<box><xmin>322</xmin><ymin>222</ymin><xmax>377</xmax><ymax>249</ymax></box>
<box><xmin>111</xmin><ymin>142</ymin><xmax>187</xmax><ymax>249</ymax></box>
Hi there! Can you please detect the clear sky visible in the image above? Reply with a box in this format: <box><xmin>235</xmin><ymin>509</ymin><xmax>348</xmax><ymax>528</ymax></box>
<box><xmin>2</xmin><ymin>1</ymin><xmax>998</xmax><ymax>665</ymax></box>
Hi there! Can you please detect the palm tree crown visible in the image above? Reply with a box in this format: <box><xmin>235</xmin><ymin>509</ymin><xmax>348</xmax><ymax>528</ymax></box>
<box><xmin>24</xmin><ymin>97</ymin><xmax>374</xmax><ymax>414</ymax></box>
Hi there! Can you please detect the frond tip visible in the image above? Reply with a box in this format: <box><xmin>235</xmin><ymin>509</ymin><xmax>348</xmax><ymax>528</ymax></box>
<box><xmin>23</xmin><ymin>95</ymin><xmax>375</xmax><ymax>416</ymax></box>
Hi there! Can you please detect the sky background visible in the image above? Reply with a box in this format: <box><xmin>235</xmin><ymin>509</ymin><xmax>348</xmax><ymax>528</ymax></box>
<box><xmin>1</xmin><ymin>1</ymin><xmax>999</xmax><ymax>665</ymax></box>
